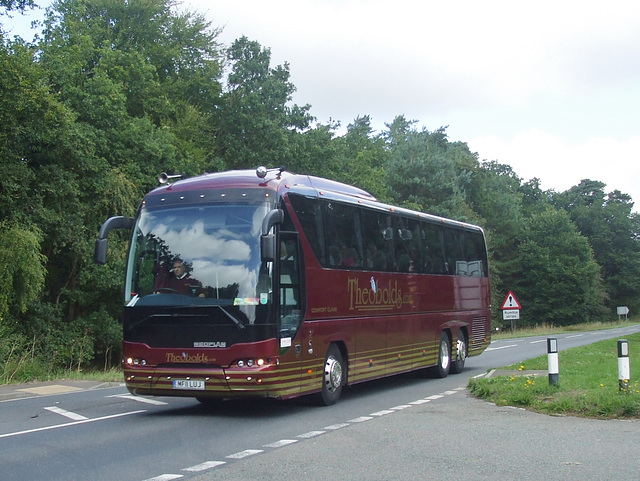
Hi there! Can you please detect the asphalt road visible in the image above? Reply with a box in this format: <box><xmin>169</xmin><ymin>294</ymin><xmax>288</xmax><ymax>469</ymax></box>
<box><xmin>1</xmin><ymin>324</ymin><xmax>639</xmax><ymax>481</ymax></box>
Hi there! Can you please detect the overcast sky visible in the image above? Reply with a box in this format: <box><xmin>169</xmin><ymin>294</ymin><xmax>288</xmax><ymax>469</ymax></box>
<box><xmin>5</xmin><ymin>0</ymin><xmax>640</xmax><ymax>210</ymax></box>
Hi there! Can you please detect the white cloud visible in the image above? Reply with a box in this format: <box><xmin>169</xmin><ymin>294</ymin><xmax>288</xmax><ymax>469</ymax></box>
<box><xmin>468</xmin><ymin>131</ymin><xmax>640</xmax><ymax>205</ymax></box>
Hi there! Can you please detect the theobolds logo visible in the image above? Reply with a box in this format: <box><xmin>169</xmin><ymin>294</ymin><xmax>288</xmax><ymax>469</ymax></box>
<box><xmin>166</xmin><ymin>352</ymin><xmax>209</xmax><ymax>363</ymax></box>
<box><xmin>348</xmin><ymin>277</ymin><xmax>413</xmax><ymax>311</ymax></box>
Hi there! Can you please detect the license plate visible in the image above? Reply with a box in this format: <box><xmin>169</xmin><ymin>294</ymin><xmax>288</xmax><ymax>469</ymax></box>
<box><xmin>172</xmin><ymin>379</ymin><xmax>205</xmax><ymax>390</ymax></box>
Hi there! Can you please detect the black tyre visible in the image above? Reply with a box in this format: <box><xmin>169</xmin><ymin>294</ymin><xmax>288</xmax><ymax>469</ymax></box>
<box><xmin>317</xmin><ymin>344</ymin><xmax>345</xmax><ymax>406</ymax></box>
<box><xmin>450</xmin><ymin>330</ymin><xmax>467</xmax><ymax>374</ymax></box>
<box><xmin>433</xmin><ymin>331</ymin><xmax>451</xmax><ymax>378</ymax></box>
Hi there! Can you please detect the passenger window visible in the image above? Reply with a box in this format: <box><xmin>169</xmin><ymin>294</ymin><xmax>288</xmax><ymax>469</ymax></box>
<box><xmin>421</xmin><ymin>223</ymin><xmax>447</xmax><ymax>274</ymax></box>
<box><xmin>393</xmin><ymin>217</ymin><xmax>421</xmax><ymax>272</ymax></box>
<box><xmin>362</xmin><ymin>209</ymin><xmax>393</xmax><ymax>271</ymax></box>
<box><xmin>464</xmin><ymin>230</ymin><xmax>488</xmax><ymax>277</ymax></box>
<box><xmin>323</xmin><ymin>201</ymin><xmax>364</xmax><ymax>269</ymax></box>
<box><xmin>288</xmin><ymin>194</ymin><xmax>325</xmax><ymax>264</ymax></box>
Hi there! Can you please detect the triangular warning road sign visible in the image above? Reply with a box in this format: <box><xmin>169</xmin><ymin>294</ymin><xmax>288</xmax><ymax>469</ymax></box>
<box><xmin>501</xmin><ymin>291</ymin><xmax>521</xmax><ymax>310</ymax></box>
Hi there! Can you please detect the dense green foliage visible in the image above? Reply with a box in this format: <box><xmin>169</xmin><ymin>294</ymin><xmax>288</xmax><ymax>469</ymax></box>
<box><xmin>1</xmin><ymin>0</ymin><xmax>639</xmax><ymax>381</ymax></box>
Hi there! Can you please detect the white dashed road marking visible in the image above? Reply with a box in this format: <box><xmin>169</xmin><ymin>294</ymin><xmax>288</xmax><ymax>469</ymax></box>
<box><xmin>226</xmin><ymin>449</ymin><xmax>263</xmax><ymax>459</ymax></box>
<box><xmin>140</xmin><ymin>386</ymin><xmax>466</xmax><ymax>481</ymax></box>
<box><xmin>264</xmin><ymin>439</ymin><xmax>298</xmax><ymax>448</ymax></box>
<box><xmin>108</xmin><ymin>393</ymin><xmax>169</xmax><ymax>405</ymax></box>
<box><xmin>44</xmin><ymin>406</ymin><xmax>88</xmax><ymax>421</ymax></box>
<box><xmin>183</xmin><ymin>461</ymin><xmax>226</xmax><ymax>472</ymax></box>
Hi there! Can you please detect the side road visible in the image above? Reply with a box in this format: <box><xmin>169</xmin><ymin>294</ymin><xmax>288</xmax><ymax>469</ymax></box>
<box><xmin>0</xmin><ymin>380</ymin><xmax>123</xmax><ymax>402</ymax></box>
<box><xmin>192</xmin><ymin>390</ymin><xmax>640</xmax><ymax>481</ymax></box>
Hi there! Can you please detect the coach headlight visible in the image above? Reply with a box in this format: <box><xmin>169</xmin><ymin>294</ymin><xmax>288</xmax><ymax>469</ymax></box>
<box><xmin>125</xmin><ymin>357</ymin><xmax>147</xmax><ymax>366</ymax></box>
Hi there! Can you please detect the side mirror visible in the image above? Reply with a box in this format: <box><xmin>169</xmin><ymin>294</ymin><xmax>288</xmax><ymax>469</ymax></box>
<box><xmin>94</xmin><ymin>216</ymin><xmax>135</xmax><ymax>264</ymax></box>
<box><xmin>261</xmin><ymin>234</ymin><xmax>277</xmax><ymax>263</ymax></box>
<box><xmin>94</xmin><ymin>238</ymin><xmax>109</xmax><ymax>265</ymax></box>
<box><xmin>260</xmin><ymin>209</ymin><xmax>284</xmax><ymax>262</ymax></box>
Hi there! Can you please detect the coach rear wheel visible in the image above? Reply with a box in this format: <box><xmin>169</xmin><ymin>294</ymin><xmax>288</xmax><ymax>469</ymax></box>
<box><xmin>317</xmin><ymin>344</ymin><xmax>345</xmax><ymax>406</ymax></box>
<box><xmin>433</xmin><ymin>331</ymin><xmax>451</xmax><ymax>378</ymax></box>
<box><xmin>451</xmin><ymin>331</ymin><xmax>467</xmax><ymax>374</ymax></box>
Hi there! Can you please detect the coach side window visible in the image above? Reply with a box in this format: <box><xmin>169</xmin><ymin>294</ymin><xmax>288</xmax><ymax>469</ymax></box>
<box><xmin>362</xmin><ymin>209</ymin><xmax>393</xmax><ymax>271</ymax></box>
<box><xmin>443</xmin><ymin>229</ymin><xmax>465</xmax><ymax>276</ymax></box>
<box><xmin>421</xmin><ymin>222</ymin><xmax>447</xmax><ymax>274</ymax></box>
<box><xmin>393</xmin><ymin>216</ymin><xmax>422</xmax><ymax>272</ymax></box>
<box><xmin>464</xmin><ymin>230</ymin><xmax>488</xmax><ymax>277</ymax></box>
<box><xmin>323</xmin><ymin>201</ymin><xmax>364</xmax><ymax>268</ymax></box>
<box><xmin>288</xmin><ymin>194</ymin><xmax>325</xmax><ymax>265</ymax></box>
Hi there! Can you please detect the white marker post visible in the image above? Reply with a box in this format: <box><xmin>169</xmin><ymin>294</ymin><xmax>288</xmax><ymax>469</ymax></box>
<box><xmin>618</xmin><ymin>339</ymin><xmax>630</xmax><ymax>392</ymax></box>
<box><xmin>547</xmin><ymin>338</ymin><xmax>559</xmax><ymax>386</ymax></box>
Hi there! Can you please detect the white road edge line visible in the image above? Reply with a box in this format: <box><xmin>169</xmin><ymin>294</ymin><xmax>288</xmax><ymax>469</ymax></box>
<box><xmin>486</xmin><ymin>344</ymin><xmax>518</xmax><ymax>351</ymax></box>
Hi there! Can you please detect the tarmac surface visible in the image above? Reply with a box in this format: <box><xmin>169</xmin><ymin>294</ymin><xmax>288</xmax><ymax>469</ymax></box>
<box><xmin>190</xmin><ymin>387</ymin><xmax>640</xmax><ymax>481</ymax></box>
<box><xmin>2</xmin><ymin>378</ymin><xmax>639</xmax><ymax>480</ymax></box>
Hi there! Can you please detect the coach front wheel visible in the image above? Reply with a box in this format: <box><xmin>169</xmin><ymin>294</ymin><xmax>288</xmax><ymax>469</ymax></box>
<box><xmin>451</xmin><ymin>331</ymin><xmax>467</xmax><ymax>374</ymax></box>
<box><xmin>317</xmin><ymin>344</ymin><xmax>345</xmax><ymax>406</ymax></box>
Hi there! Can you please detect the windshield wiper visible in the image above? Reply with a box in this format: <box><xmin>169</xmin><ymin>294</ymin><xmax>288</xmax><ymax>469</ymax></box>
<box><xmin>217</xmin><ymin>306</ymin><xmax>246</xmax><ymax>331</ymax></box>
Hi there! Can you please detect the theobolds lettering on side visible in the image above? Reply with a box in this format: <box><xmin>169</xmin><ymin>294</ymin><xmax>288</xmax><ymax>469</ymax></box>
<box><xmin>348</xmin><ymin>277</ymin><xmax>413</xmax><ymax>311</ymax></box>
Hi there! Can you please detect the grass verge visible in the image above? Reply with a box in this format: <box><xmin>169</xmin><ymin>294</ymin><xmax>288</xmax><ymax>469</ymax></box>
<box><xmin>468</xmin><ymin>332</ymin><xmax>640</xmax><ymax>419</ymax></box>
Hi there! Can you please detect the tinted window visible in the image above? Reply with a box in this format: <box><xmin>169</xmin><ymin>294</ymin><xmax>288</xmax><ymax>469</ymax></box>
<box><xmin>421</xmin><ymin>222</ymin><xmax>447</xmax><ymax>274</ymax></box>
<box><xmin>288</xmin><ymin>194</ymin><xmax>325</xmax><ymax>264</ymax></box>
<box><xmin>362</xmin><ymin>209</ymin><xmax>394</xmax><ymax>271</ymax></box>
<box><xmin>323</xmin><ymin>201</ymin><xmax>364</xmax><ymax>268</ymax></box>
<box><xmin>464</xmin><ymin>230</ymin><xmax>488</xmax><ymax>277</ymax></box>
<box><xmin>393</xmin><ymin>216</ymin><xmax>422</xmax><ymax>272</ymax></box>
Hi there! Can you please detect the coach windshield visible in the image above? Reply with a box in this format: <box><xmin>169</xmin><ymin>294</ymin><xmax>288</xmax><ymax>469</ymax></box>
<box><xmin>124</xmin><ymin>191</ymin><xmax>275</xmax><ymax>325</ymax></box>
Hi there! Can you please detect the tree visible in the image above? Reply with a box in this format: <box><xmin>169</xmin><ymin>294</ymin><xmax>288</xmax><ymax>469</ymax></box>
<box><xmin>40</xmin><ymin>0</ymin><xmax>223</xmax><ymax>182</ymax></box>
<box><xmin>215</xmin><ymin>36</ymin><xmax>313</xmax><ymax>169</ymax></box>
<box><xmin>553</xmin><ymin>180</ymin><xmax>640</xmax><ymax>314</ymax></box>
<box><xmin>0</xmin><ymin>0</ymin><xmax>35</xmax><ymax>14</ymax></box>
<box><xmin>517</xmin><ymin>208</ymin><xmax>607</xmax><ymax>325</ymax></box>
<box><xmin>327</xmin><ymin>116</ymin><xmax>389</xmax><ymax>199</ymax></box>
<box><xmin>0</xmin><ymin>0</ymin><xmax>226</xmax><ymax>372</ymax></box>
<box><xmin>0</xmin><ymin>223</ymin><xmax>46</xmax><ymax>322</ymax></box>
<box><xmin>385</xmin><ymin>120</ymin><xmax>477</xmax><ymax>220</ymax></box>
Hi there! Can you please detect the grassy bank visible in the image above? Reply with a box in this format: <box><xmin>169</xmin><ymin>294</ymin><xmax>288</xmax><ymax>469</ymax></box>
<box><xmin>468</xmin><ymin>331</ymin><xmax>640</xmax><ymax>419</ymax></box>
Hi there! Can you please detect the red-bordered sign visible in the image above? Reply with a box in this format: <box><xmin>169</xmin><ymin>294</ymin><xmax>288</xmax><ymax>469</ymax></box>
<box><xmin>501</xmin><ymin>291</ymin><xmax>521</xmax><ymax>310</ymax></box>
